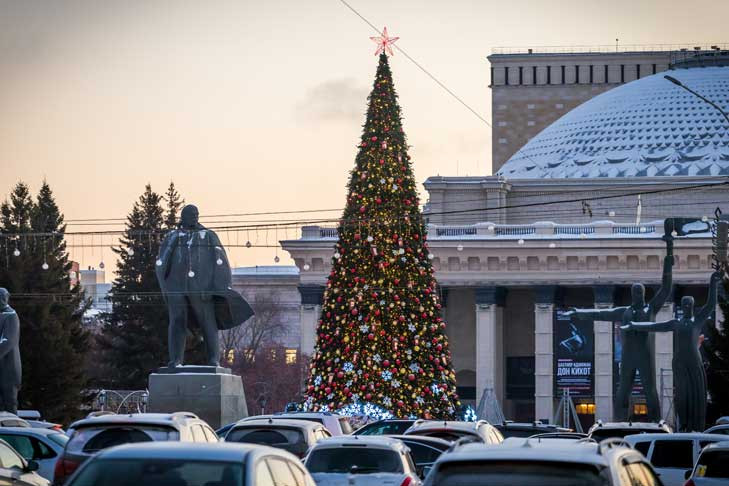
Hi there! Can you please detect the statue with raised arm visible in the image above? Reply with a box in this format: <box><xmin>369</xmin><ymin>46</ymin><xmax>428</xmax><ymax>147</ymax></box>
<box><xmin>623</xmin><ymin>271</ymin><xmax>722</xmax><ymax>432</ymax></box>
<box><xmin>156</xmin><ymin>205</ymin><xmax>254</xmax><ymax>368</ymax></box>
<box><xmin>0</xmin><ymin>289</ymin><xmax>21</xmax><ymax>414</ymax></box>
<box><xmin>563</xmin><ymin>238</ymin><xmax>674</xmax><ymax>422</ymax></box>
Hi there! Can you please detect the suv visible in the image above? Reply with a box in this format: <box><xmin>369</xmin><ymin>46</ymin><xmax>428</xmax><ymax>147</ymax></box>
<box><xmin>225</xmin><ymin>418</ymin><xmax>331</xmax><ymax>458</ymax></box>
<box><xmin>353</xmin><ymin>419</ymin><xmax>416</xmax><ymax>436</ymax></box>
<box><xmin>624</xmin><ymin>433</ymin><xmax>728</xmax><ymax>486</ymax></box>
<box><xmin>241</xmin><ymin>412</ymin><xmax>353</xmax><ymax>436</ymax></box>
<box><xmin>423</xmin><ymin>438</ymin><xmax>662</xmax><ymax>486</ymax></box>
<box><xmin>404</xmin><ymin>420</ymin><xmax>504</xmax><ymax>444</ymax></box>
<box><xmin>54</xmin><ymin>412</ymin><xmax>218</xmax><ymax>484</ymax></box>
<box><xmin>587</xmin><ymin>421</ymin><xmax>672</xmax><ymax>442</ymax></box>
<box><xmin>494</xmin><ymin>421</ymin><xmax>572</xmax><ymax>438</ymax></box>
<box><xmin>0</xmin><ymin>412</ymin><xmax>31</xmax><ymax>428</ymax></box>
<box><xmin>304</xmin><ymin>436</ymin><xmax>421</xmax><ymax>486</ymax></box>
<box><xmin>684</xmin><ymin>440</ymin><xmax>729</xmax><ymax>485</ymax></box>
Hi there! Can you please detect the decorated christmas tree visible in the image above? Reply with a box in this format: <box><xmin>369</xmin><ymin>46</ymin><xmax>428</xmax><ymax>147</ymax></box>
<box><xmin>305</xmin><ymin>31</ymin><xmax>459</xmax><ymax>418</ymax></box>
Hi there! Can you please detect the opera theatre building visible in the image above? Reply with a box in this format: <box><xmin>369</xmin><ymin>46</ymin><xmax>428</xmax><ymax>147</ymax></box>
<box><xmin>282</xmin><ymin>47</ymin><xmax>729</xmax><ymax>428</ymax></box>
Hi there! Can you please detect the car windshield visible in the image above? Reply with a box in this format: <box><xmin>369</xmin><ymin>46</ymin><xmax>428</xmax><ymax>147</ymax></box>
<box><xmin>696</xmin><ymin>450</ymin><xmax>729</xmax><ymax>478</ymax></box>
<box><xmin>589</xmin><ymin>428</ymin><xmax>664</xmax><ymax>441</ymax></box>
<box><xmin>67</xmin><ymin>459</ymin><xmax>244</xmax><ymax>486</ymax></box>
<box><xmin>433</xmin><ymin>461</ymin><xmax>605</xmax><ymax>486</ymax></box>
<box><xmin>226</xmin><ymin>427</ymin><xmax>304</xmax><ymax>446</ymax></box>
<box><xmin>49</xmin><ymin>433</ymin><xmax>69</xmax><ymax>447</ymax></box>
<box><xmin>306</xmin><ymin>447</ymin><xmax>403</xmax><ymax>474</ymax></box>
<box><xmin>357</xmin><ymin>422</ymin><xmax>412</xmax><ymax>436</ymax></box>
<box><xmin>67</xmin><ymin>426</ymin><xmax>179</xmax><ymax>454</ymax></box>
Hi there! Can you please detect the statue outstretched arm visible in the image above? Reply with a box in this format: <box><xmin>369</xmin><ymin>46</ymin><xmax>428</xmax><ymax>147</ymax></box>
<box><xmin>649</xmin><ymin>255</ymin><xmax>674</xmax><ymax>314</ymax></box>
<box><xmin>695</xmin><ymin>271</ymin><xmax>723</xmax><ymax>323</ymax></box>
<box><xmin>623</xmin><ymin>319</ymin><xmax>678</xmax><ymax>333</ymax></box>
<box><xmin>565</xmin><ymin>306</ymin><xmax>627</xmax><ymax>322</ymax></box>
<box><xmin>0</xmin><ymin>312</ymin><xmax>19</xmax><ymax>359</ymax></box>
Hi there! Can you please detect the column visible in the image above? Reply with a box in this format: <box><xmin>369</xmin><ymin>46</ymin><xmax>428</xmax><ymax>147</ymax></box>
<box><xmin>535</xmin><ymin>286</ymin><xmax>557</xmax><ymax>422</ymax></box>
<box><xmin>298</xmin><ymin>285</ymin><xmax>324</xmax><ymax>357</ymax></box>
<box><xmin>593</xmin><ymin>285</ymin><xmax>615</xmax><ymax>422</ymax></box>
<box><xmin>475</xmin><ymin>287</ymin><xmax>506</xmax><ymax>407</ymax></box>
<box><xmin>654</xmin><ymin>300</ymin><xmax>674</xmax><ymax>425</ymax></box>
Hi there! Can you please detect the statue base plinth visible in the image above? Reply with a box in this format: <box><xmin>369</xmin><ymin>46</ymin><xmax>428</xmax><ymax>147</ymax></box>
<box><xmin>148</xmin><ymin>368</ymin><xmax>248</xmax><ymax>429</ymax></box>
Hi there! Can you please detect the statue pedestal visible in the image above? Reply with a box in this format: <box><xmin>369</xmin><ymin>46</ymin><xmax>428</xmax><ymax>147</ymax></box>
<box><xmin>148</xmin><ymin>366</ymin><xmax>248</xmax><ymax>429</ymax></box>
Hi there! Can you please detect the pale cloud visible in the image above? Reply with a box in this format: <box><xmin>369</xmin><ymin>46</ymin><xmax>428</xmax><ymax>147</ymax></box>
<box><xmin>296</xmin><ymin>78</ymin><xmax>369</xmax><ymax>123</ymax></box>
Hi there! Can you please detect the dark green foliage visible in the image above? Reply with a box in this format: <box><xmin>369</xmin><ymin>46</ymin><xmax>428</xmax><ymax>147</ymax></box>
<box><xmin>706</xmin><ymin>274</ymin><xmax>729</xmax><ymax>423</ymax></box>
<box><xmin>0</xmin><ymin>181</ymin><xmax>89</xmax><ymax>424</ymax></box>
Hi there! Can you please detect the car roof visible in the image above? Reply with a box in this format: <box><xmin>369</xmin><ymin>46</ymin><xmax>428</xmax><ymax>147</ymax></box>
<box><xmin>386</xmin><ymin>435</ymin><xmax>452</xmax><ymax>447</ymax></box>
<box><xmin>699</xmin><ymin>440</ymin><xmax>729</xmax><ymax>452</ymax></box>
<box><xmin>624</xmin><ymin>432</ymin><xmax>728</xmax><ymax>442</ymax></box>
<box><xmin>94</xmin><ymin>441</ymin><xmax>286</xmax><ymax>461</ymax></box>
<box><xmin>232</xmin><ymin>418</ymin><xmax>324</xmax><ymax>430</ymax></box>
<box><xmin>313</xmin><ymin>436</ymin><xmax>408</xmax><ymax>450</ymax></box>
<box><xmin>439</xmin><ymin>440</ymin><xmax>609</xmax><ymax>467</ymax></box>
<box><xmin>589</xmin><ymin>422</ymin><xmax>668</xmax><ymax>431</ymax></box>
<box><xmin>406</xmin><ymin>420</ymin><xmax>486</xmax><ymax>432</ymax></box>
<box><xmin>69</xmin><ymin>412</ymin><xmax>201</xmax><ymax>430</ymax></box>
<box><xmin>274</xmin><ymin>412</ymin><xmax>344</xmax><ymax>419</ymax></box>
<box><xmin>0</xmin><ymin>426</ymin><xmax>64</xmax><ymax>437</ymax></box>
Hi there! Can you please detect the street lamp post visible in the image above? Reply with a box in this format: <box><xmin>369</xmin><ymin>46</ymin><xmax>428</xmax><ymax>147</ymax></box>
<box><xmin>664</xmin><ymin>75</ymin><xmax>729</xmax><ymax>124</ymax></box>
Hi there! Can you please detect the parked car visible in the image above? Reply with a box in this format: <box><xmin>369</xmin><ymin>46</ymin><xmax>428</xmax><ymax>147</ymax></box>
<box><xmin>16</xmin><ymin>411</ymin><xmax>64</xmax><ymax>433</ymax></box>
<box><xmin>62</xmin><ymin>441</ymin><xmax>316</xmax><ymax>486</ymax></box>
<box><xmin>403</xmin><ymin>420</ymin><xmax>504</xmax><ymax>444</ymax></box>
<box><xmin>703</xmin><ymin>424</ymin><xmax>729</xmax><ymax>436</ymax></box>
<box><xmin>0</xmin><ymin>412</ymin><xmax>31</xmax><ymax>428</ymax></box>
<box><xmin>494</xmin><ymin>420</ymin><xmax>572</xmax><ymax>438</ymax></box>
<box><xmin>623</xmin><ymin>432</ymin><xmax>727</xmax><ymax>486</ymax></box>
<box><xmin>304</xmin><ymin>436</ymin><xmax>421</xmax><ymax>486</ymax></box>
<box><xmin>423</xmin><ymin>437</ymin><xmax>663</xmax><ymax>486</ymax></box>
<box><xmin>353</xmin><ymin>419</ymin><xmax>416</xmax><ymax>436</ymax></box>
<box><xmin>587</xmin><ymin>420</ymin><xmax>672</xmax><ymax>441</ymax></box>
<box><xmin>54</xmin><ymin>412</ymin><xmax>218</xmax><ymax>484</ymax></box>
<box><xmin>241</xmin><ymin>412</ymin><xmax>353</xmax><ymax>436</ymax></box>
<box><xmin>0</xmin><ymin>427</ymin><xmax>68</xmax><ymax>481</ymax></box>
<box><xmin>684</xmin><ymin>440</ymin><xmax>729</xmax><ymax>485</ymax></box>
<box><xmin>224</xmin><ymin>418</ymin><xmax>331</xmax><ymax>458</ymax></box>
<box><xmin>385</xmin><ymin>435</ymin><xmax>450</xmax><ymax>478</ymax></box>
<box><xmin>0</xmin><ymin>438</ymin><xmax>48</xmax><ymax>486</ymax></box>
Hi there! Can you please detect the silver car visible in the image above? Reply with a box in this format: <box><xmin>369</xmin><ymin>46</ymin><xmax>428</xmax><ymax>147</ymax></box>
<box><xmin>0</xmin><ymin>427</ymin><xmax>68</xmax><ymax>481</ymax></box>
<box><xmin>684</xmin><ymin>440</ymin><xmax>729</xmax><ymax>486</ymax></box>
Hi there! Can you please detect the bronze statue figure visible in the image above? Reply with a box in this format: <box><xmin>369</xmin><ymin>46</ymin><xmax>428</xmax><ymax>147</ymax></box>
<box><xmin>624</xmin><ymin>271</ymin><xmax>722</xmax><ymax>432</ymax></box>
<box><xmin>0</xmin><ymin>288</ymin><xmax>21</xmax><ymax>414</ymax></box>
<box><xmin>564</xmin><ymin>239</ymin><xmax>674</xmax><ymax>422</ymax></box>
<box><xmin>156</xmin><ymin>205</ymin><xmax>254</xmax><ymax>367</ymax></box>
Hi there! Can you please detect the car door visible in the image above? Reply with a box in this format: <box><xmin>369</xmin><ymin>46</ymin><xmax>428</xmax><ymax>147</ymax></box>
<box><xmin>0</xmin><ymin>434</ymin><xmax>55</xmax><ymax>481</ymax></box>
<box><xmin>0</xmin><ymin>442</ymin><xmax>43</xmax><ymax>486</ymax></box>
<box><xmin>647</xmin><ymin>438</ymin><xmax>694</xmax><ymax>486</ymax></box>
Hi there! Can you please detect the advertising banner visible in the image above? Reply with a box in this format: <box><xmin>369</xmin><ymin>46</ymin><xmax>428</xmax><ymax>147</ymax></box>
<box><xmin>554</xmin><ymin>310</ymin><xmax>594</xmax><ymax>397</ymax></box>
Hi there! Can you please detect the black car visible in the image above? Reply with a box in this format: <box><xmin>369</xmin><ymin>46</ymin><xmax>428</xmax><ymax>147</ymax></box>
<box><xmin>353</xmin><ymin>419</ymin><xmax>416</xmax><ymax>436</ymax></box>
<box><xmin>494</xmin><ymin>421</ymin><xmax>571</xmax><ymax>438</ymax></box>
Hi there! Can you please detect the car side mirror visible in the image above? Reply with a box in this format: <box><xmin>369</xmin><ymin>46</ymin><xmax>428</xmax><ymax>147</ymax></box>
<box><xmin>684</xmin><ymin>470</ymin><xmax>692</xmax><ymax>480</ymax></box>
<box><xmin>24</xmin><ymin>460</ymin><xmax>39</xmax><ymax>473</ymax></box>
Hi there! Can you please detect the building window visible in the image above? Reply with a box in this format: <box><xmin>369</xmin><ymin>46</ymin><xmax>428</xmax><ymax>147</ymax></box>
<box><xmin>532</xmin><ymin>66</ymin><xmax>537</xmax><ymax>84</ymax></box>
<box><xmin>561</xmin><ymin>65</ymin><xmax>565</xmax><ymax>84</ymax></box>
<box><xmin>575</xmin><ymin>65</ymin><xmax>580</xmax><ymax>84</ymax></box>
<box><xmin>547</xmin><ymin>66</ymin><xmax>551</xmax><ymax>84</ymax></box>
<box><xmin>504</xmin><ymin>66</ymin><xmax>509</xmax><ymax>85</ymax></box>
<box><xmin>285</xmin><ymin>349</ymin><xmax>298</xmax><ymax>364</ymax></box>
<box><xmin>620</xmin><ymin>64</ymin><xmax>625</xmax><ymax>83</ymax></box>
<box><xmin>555</xmin><ymin>103</ymin><xmax>564</xmax><ymax>109</ymax></box>
<box><xmin>652</xmin><ymin>63</ymin><xmax>657</xmax><ymax>74</ymax></box>
<box><xmin>519</xmin><ymin>66</ymin><xmax>523</xmax><ymax>85</ymax></box>
<box><xmin>527</xmin><ymin>121</ymin><xmax>535</xmax><ymax>126</ymax></box>
<box><xmin>498</xmin><ymin>138</ymin><xmax>508</xmax><ymax>144</ymax></box>
<box><xmin>527</xmin><ymin>103</ymin><xmax>535</xmax><ymax>109</ymax></box>
<box><xmin>604</xmin><ymin>65</ymin><xmax>609</xmax><ymax>83</ymax></box>
<box><xmin>636</xmin><ymin>64</ymin><xmax>641</xmax><ymax>79</ymax></box>
<box><xmin>589</xmin><ymin>65</ymin><xmax>594</xmax><ymax>83</ymax></box>
<box><xmin>498</xmin><ymin>121</ymin><xmax>507</xmax><ymax>127</ymax></box>
<box><xmin>497</xmin><ymin>104</ymin><xmax>507</xmax><ymax>110</ymax></box>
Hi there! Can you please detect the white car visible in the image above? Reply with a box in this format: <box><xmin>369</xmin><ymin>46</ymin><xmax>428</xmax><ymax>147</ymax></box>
<box><xmin>624</xmin><ymin>432</ymin><xmax>728</xmax><ymax>486</ymax></box>
<box><xmin>0</xmin><ymin>427</ymin><xmax>68</xmax><ymax>481</ymax></box>
<box><xmin>241</xmin><ymin>412</ymin><xmax>353</xmax><ymax>436</ymax></box>
<box><xmin>422</xmin><ymin>438</ymin><xmax>661</xmax><ymax>486</ymax></box>
<box><xmin>0</xmin><ymin>438</ymin><xmax>48</xmax><ymax>486</ymax></box>
<box><xmin>684</xmin><ymin>440</ymin><xmax>729</xmax><ymax>485</ymax></box>
<box><xmin>403</xmin><ymin>420</ymin><xmax>504</xmax><ymax>444</ymax></box>
<box><xmin>304</xmin><ymin>436</ymin><xmax>421</xmax><ymax>486</ymax></box>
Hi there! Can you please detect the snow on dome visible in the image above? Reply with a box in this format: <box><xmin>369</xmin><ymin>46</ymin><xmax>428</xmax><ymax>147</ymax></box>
<box><xmin>498</xmin><ymin>66</ymin><xmax>729</xmax><ymax>179</ymax></box>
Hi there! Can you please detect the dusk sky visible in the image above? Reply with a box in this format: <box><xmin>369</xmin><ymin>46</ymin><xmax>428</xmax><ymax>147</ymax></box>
<box><xmin>2</xmin><ymin>0</ymin><xmax>728</xmax><ymax>269</ymax></box>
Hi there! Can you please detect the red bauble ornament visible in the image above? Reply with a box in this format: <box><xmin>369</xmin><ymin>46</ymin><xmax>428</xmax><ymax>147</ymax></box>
<box><xmin>383</xmin><ymin>360</ymin><xmax>390</xmax><ymax>367</ymax></box>
<box><xmin>397</xmin><ymin>400</ymin><xmax>404</xmax><ymax>407</ymax></box>
<box><xmin>371</xmin><ymin>136</ymin><xmax>377</xmax><ymax>141</ymax></box>
<box><xmin>324</xmin><ymin>387</ymin><xmax>332</xmax><ymax>394</ymax></box>
<box><xmin>408</xmin><ymin>374</ymin><xmax>415</xmax><ymax>381</ymax></box>
<box><xmin>337</xmin><ymin>371</ymin><xmax>344</xmax><ymax>378</ymax></box>
<box><xmin>368</xmin><ymin>333</ymin><xmax>375</xmax><ymax>340</ymax></box>
<box><xmin>359</xmin><ymin>206</ymin><xmax>366</xmax><ymax>213</ymax></box>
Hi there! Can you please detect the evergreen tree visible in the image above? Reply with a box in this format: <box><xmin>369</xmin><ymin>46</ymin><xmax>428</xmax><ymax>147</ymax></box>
<box><xmin>304</xmin><ymin>53</ymin><xmax>459</xmax><ymax>418</ymax></box>
<box><xmin>0</xmin><ymin>181</ymin><xmax>89</xmax><ymax>423</ymax></box>
<box><xmin>163</xmin><ymin>182</ymin><xmax>184</xmax><ymax>231</ymax></box>
<box><xmin>706</xmin><ymin>272</ymin><xmax>729</xmax><ymax>422</ymax></box>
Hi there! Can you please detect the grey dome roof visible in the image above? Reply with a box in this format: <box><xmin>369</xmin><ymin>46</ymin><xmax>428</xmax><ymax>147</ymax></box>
<box><xmin>498</xmin><ymin>66</ymin><xmax>729</xmax><ymax>178</ymax></box>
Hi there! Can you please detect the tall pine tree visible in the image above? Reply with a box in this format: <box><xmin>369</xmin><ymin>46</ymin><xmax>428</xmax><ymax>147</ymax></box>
<box><xmin>0</xmin><ymin>181</ymin><xmax>89</xmax><ymax>423</ymax></box>
<box><xmin>705</xmin><ymin>272</ymin><xmax>729</xmax><ymax>422</ymax></box>
<box><xmin>164</xmin><ymin>182</ymin><xmax>184</xmax><ymax>231</ymax></box>
<box><xmin>304</xmin><ymin>53</ymin><xmax>459</xmax><ymax>418</ymax></box>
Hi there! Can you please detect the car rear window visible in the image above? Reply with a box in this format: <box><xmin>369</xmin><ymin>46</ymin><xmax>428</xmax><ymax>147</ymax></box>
<box><xmin>306</xmin><ymin>447</ymin><xmax>403</xmax><ymax>474</ymax></box>
<box><xmin>49</xmin><ymin>433</ymin><xmax>69</xmax><ymax>447</ymax></box>
<box><xmin>433</xmin><ymin>460</ymin><xmax>605</xmax><ymax>486</ymax></box>
<box><xmin>416</xmin><ymin>430</ymin><xmax>474</xmax><ymax>442</ymax></box>
<box><xmin>338</xmin><ymin>418</ymin><xmax>353</xmax><ymax>435</ymax></box>
<box><xmin>67</xmin><ymin>426</ymin><xmax>179</xmax><ymax>454</ymax></box>
<box><xmin>695</xmin><ymin>450</ymin><xmax>729</xmax><ymax>478</ymax></box>
<box><xmin>633</xmin><ymin>441</ymin><xmax>650</xmax><ymax>457</ymax></box>
<box><xmin>589</xmin><ymin>428</ymin><xmax>666</xmax><ymax>441</ymax></box>
<box><xmin>358</xmin><ymin>422</ymin><xmax>413</xmax><ymax>436</ymax></box>
<box><xmin>650</xmin><ymin>440</ymin><xmax>693</xmax><ymax>469</ymax></box>
<box><xmin>226</xmin><ymin>427</ymin><xmax>304</xmax><ymax>446</ymax></box>
<box><xmin>402</xmin><ymin>441</ymin><xmax>445</xmax><ymax>465</ymax></box>
<box><xmin>66</xmin><ymin>458</ymin><xmax>244</xmax><ymax>486</ymax></box>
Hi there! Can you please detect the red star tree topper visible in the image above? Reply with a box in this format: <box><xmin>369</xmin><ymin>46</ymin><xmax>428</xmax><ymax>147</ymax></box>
<box><xmin>304</xmin><ymin>46</ymin><xmax>460</xmax><ymax>418</ymax></box>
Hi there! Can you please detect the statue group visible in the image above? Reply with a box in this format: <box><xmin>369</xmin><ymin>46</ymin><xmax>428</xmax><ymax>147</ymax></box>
<box><xmin>565</xmin><ymin>219</ymin><xmax>723</xmax><ymax>432</ymax></box>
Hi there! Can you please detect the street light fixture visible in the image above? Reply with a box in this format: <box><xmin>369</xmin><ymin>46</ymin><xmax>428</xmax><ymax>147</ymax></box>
<box><xmin>664</xmin><ymin>74</ymin><xmax>729</xmax><ymax>124</ymax></box>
